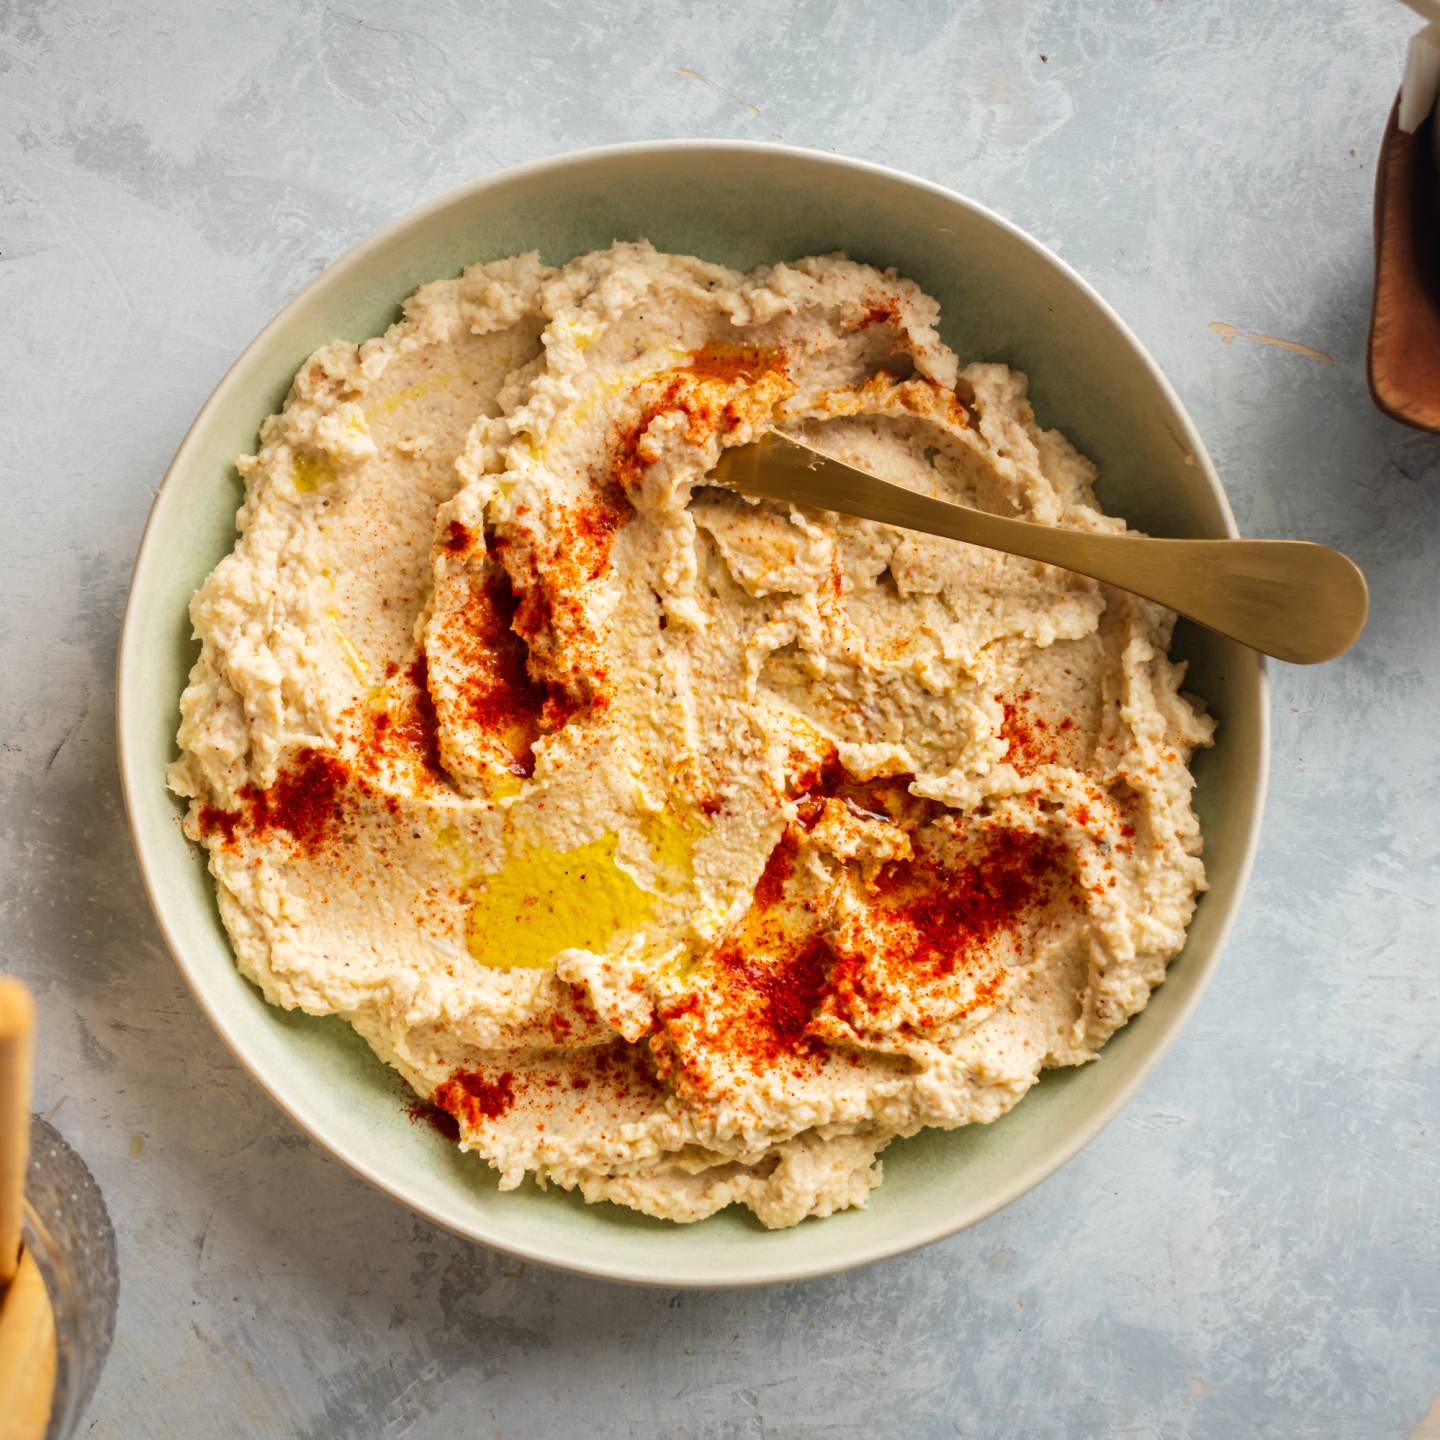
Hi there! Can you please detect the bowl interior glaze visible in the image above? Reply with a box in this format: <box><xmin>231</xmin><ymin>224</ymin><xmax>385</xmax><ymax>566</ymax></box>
<box><xmin>117</xmin><ymin>142</ymin><xmax>1267</xmax><ymax>1287</ymax></box>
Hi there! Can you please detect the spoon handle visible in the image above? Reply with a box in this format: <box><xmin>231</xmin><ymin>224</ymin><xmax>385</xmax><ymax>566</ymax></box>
<box><xmin>714</xmin><ymin>435</ymin><xmax>1369</xmax><ymax>664</ymax></box>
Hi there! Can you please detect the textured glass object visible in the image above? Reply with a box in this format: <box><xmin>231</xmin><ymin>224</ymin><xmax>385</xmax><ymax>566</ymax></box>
<box><xmin>22</xmin><ymin>1117</ymin><xmax>118</xmax><ymax>1440</ymax></box>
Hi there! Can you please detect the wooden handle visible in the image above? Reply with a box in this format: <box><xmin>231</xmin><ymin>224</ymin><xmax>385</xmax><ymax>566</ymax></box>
<box><xmin>1368</xmin><ymin>96</ymin><xmax>1440</xmax><ymax>432</ymax></box>
<box><xmin>0</xmin><ymin>1246</ymin><xmax>57</xmax><ymax>1440</ymax></box>
<box><xmin>0</xmin><ymin>979</ymin><xmax>35</xmax><ymax>1289</ymax></box>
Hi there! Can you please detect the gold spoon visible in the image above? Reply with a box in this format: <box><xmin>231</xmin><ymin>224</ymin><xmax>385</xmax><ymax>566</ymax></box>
<box><xmin>712</xmin><ymin>432</ymin><xmax>1368</xmax><ymax>665</ymax></box>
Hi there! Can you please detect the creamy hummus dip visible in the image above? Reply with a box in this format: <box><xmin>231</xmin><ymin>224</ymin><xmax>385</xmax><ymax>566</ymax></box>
<box><xmin>171</xmin><ymin>243</ymin><xmax>1213</xmax><ymax>1228</ymax></box>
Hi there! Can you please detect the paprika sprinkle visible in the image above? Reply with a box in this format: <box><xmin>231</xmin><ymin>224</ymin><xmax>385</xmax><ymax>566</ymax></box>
<box><xmin>434</xmin><ymin>1068</ymin><xmax>518</xmax><ymax>1129</ymax></box>
<box><xmin>197</xmin><ymin>747</ymin><xmax>350</xmax><ymax>854</ymax></box>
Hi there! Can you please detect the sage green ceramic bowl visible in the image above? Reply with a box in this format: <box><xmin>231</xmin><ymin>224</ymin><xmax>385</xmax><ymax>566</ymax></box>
<box><xmin>117</xmin><ymin>141</ymin><xmax>1268</xmax><ymax>1287</ymax></box>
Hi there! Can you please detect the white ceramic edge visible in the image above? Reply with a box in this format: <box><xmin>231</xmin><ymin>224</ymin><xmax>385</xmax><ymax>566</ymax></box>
<box><xmin>116</xmin><ymin>139</ymin><xmax>1272</xmax><ymax>1289</ymax></box>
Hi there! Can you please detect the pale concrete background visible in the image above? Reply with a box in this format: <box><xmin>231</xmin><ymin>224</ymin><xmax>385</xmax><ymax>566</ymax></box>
<box><xmin>3</xmin><ymin>1</ymin><xmax>1438</xmax><ymax>1436</ymax></box>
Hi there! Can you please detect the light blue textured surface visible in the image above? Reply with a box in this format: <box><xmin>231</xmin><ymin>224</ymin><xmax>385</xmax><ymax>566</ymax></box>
<box><xmin>1</xmin><ymin>2</ymin><xmax>1436</xmax><ymax>1436</ymax></box>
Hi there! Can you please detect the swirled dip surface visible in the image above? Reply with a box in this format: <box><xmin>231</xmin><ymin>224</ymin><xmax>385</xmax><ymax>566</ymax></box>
<box><xmin>171</xmin><ymin>244</ymin><xmax>1213</xmax><ymax>1228</ymax></box>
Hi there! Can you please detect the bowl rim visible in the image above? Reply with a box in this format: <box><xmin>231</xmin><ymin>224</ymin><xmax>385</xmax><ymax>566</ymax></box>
<box><xmin>116</xmin><ymin>138</ymin><xmax>1271</xmax><ymax>1287</ymax></box>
